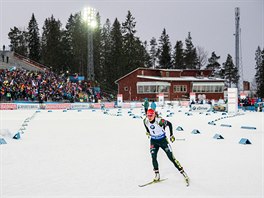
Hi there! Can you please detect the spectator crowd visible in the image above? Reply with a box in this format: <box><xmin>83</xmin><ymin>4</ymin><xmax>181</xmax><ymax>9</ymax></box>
<box><xmin>0</xmin><ymin>68</ymin><xmax>105</xmax><ymax>103</ymax></box>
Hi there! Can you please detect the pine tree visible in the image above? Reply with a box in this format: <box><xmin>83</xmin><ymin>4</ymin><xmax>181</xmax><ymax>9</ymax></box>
<box><xmin>173</xmin><ymin>40</ymin><xmax>185</xmax><ymax>69</ymax></box>
<box><xmin>222</xmin><ymin>54</ymin><xmax>239</xmax><ymax>88</ymax></box>
<box><xmin>149</xmin><ymin>37</ymin><xmax>158</xmax><ymax>68</ymax></box>
<box><xmin>196</xmin><ymin>46</ymin><xmax>208</xmax><ymax>70</ymax></box>
<box><xmin>61</xmin><ymin>14</ymin><xmax>75</xmax><ymax>73</ymax></box>
<box><xmin>8</xmin><ymin>26</ymin><xmax>28</xmax><ymax>56</ymax></box>
<box><xmin>184</xmin><ymin>32</ymin><xmax>198</xmax><ymax>69</ymax></box>
<box><xmin>41</xmin><ymin>15</ymin><xmax>63</xmax><ymax>72</ymax></box>
<box><xmin>206</xmin><ymin>51</ymin><xmax>221</xmax><ymax>76</ymax></box>
<box><xmin>64</xmin><ymin>13</ymin><xmax>86</xmax><ymax>74</ymax></box>
<box><xmin>142</xmin><ymin>40</ymin><xmax>151</xmax><ymax>68</ymax></box>
<box><xmin>255</xmin><ymin>46</ymin><xmax>264</xmax><ymax>97</ymax></box>
<box><xmin>122</xmin><ymin>11</ymin><xmax>146</xmax><ymax>72</ymax></box>
<box><xmin>27</xmin><ymin>13</ymin><xmax>41</xmax><ymax>62</ymax></box>
<box><xmin>157</xmin><ymin>28</ymin><xmax>172</xmax><ymax>69</ymax></box>
<box><xmin>102</xmin><ymin>18</ymin><xmax>115</xmax><ymax>89</ymax></box>
<box><xmin>93</xmin><ymin>12</ymin><xmax>103</xmax><ymax>83</ymax></box>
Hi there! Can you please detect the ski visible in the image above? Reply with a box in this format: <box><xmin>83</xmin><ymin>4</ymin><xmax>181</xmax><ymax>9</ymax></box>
<box><xmin>138</xmin><ymin>178</ymin><xmax>168</xmax><ymax>187</ymax></box>
<box><xmin>184</xmin><ymin>176</ymin><xmax>190</xmax><ymax>187</ymax></box>
<box><xmin>181</xmin><ymin>171</ymin><xmax>190</xmax><ymax>187</ymax></box>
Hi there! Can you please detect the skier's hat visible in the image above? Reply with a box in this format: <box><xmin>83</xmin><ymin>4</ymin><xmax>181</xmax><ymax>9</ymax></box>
<box><xmin>147</xmin><ymin>109</ymin><xmax>155</xmax><ymax>116</ymax></box>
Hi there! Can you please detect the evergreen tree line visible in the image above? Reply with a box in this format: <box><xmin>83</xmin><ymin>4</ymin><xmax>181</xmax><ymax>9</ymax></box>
<box><xmin>254</xmin><ymin>47</ymin><xmax>264</xmax><ymax>98</ymax></box>
<box><xmin>7</xmin><ymin>11</ymin><xmax>263</xmax><ymax>96</ymax></box>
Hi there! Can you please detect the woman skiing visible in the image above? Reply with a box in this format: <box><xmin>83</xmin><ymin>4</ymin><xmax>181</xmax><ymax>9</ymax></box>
<box><xmin>143</xmin><ymin>109</ymin><xmax>189</xmax><ymax>186</ymax></box>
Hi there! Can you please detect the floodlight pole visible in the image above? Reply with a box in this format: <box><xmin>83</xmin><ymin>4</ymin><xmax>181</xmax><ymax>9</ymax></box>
<box><xmin>87</xmin><ymin>25</ymin><xmax>94</xmax><ymax>81</ymax></box>
<box><xmin>83</xmin><ymin>7</ymin><xmax>96</xmax><ymax>81</ymax></box>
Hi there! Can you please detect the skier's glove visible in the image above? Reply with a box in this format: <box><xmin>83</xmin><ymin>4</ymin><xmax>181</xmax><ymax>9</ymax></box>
<box><xmin>146</xmin><ymin>132</ymin><xmax>150</xmax><ymax>139</ymax></box>
<box><xmin>170</xmin><ymin>135</ymin><xmax>175</xmax><ymax>143</ymax></box>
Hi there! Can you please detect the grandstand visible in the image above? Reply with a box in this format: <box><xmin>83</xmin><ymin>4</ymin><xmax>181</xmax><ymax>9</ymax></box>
<box><xmin>0</xmin><ymin>50</ymin><xmax>48</xmax><ymax>72</ymax></box>
<box><xmin>0</xmin><ymin>51</ymin><xmax>116</xmax><ymax>103</ymax></box>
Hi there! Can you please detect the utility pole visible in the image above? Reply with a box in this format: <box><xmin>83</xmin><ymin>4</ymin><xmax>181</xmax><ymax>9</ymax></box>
<box><xmin>235</xmin><ymin>7</ymin><xmax>243</xmax><ymax>93</ymax></box>
<box><xmin>82</xmin><ymin>7</ymin><xmax>97</xmax><ymax>81</ymax></box>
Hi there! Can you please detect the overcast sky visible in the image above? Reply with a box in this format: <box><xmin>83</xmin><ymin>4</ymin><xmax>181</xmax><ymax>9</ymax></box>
<box><xmin>0</xmin><ymin>0</ymin><xmax>263</xmax><ymax>82</ymax></box>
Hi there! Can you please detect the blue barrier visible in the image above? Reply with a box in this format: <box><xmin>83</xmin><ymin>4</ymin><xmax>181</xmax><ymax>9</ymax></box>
<box><xmin>63</xmin><ymin>110</ymin><xmax>67</xmax><ymax>112</ymax></box>
<box><xmin>191</xmin><ymin>129</ymin><xmax>200</xmax><ymax>134</ymax></box>
<box><xmin>176</xmin><ymin>126</ymin><xmax>184</xmax><ymax>131</ymax></box>
<box><xmin>208</xmin><ymin>121</ymin><xmax>216</xmax><ymax>125</ymax></box>
<box><xmin>241</xmin><ymin>126</ymin><xmax>256</xmax><ymax>130</ymax></box>
<box><xmin>239</xmin><ymin>138</ymin><xmax>252</xmax><ymax>144</ymax></box>
<box><xmin>213</xmin><ymin>134</ymin><xmax>224</xmax><ymax>139</ymax></box>
<box><xmin>48</xmin><ymin>110</ymin><xmax>52</xmax><ymax>112</ymax></box>
<box><xmin>13</xmin><ymin>132</ymin><xmax>21</xmax><ymax>140</ymax></box>
<box><xmin>133</xmin><ymin>115</ymin><xmax>141</xmax><ymax>119</ymax></box>
<box><xmin>220</xmin><ymin>124</ymin><xmax>232</xmax><ymax>127</ymax></box>
<box><xmin>0</xmin><ymin>138</ymin><xmax>7</xmax><ymax>144</ymax></box>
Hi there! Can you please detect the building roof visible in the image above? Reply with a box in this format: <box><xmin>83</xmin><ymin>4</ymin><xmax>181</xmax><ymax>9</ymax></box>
<box><xmin>115</xmin><ymin>67</ymin><xmax>215</xmax><ymax>83</ymax></box>
<box><xmin>137</xmin><ymin>75</ymin><xmax>225</xmax><ymax>82</ymax></box>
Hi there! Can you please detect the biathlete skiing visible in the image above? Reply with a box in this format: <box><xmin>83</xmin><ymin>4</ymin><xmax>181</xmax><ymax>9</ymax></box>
<box><xmin>143</xmin><ymin>108</ymin><xmax>189</xmax><ymax>186</ymax></box>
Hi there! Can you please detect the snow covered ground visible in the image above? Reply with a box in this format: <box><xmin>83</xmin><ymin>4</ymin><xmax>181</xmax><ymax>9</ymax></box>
<box><xmin>0</xmin><ymin>106</ymin><xmax>263</xmax><ymax>198</ymax></box>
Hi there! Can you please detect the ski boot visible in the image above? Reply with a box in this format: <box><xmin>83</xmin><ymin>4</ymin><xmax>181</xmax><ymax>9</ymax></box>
<box><xmin>153</xmin><ymin>170</ymin><xmax>160</xmax><ymax>181</ymax></box>
<box><xmin>180</xmin><ymin>170</ymin><xmax>189</xmax><ymax>186</ymax></box>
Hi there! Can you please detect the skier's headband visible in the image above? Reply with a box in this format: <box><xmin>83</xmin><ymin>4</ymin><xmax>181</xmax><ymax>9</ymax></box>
<box><xmin>147</xmin><ymin>109</ymin><xmax>155</xmax><ymax>117</ymax></box>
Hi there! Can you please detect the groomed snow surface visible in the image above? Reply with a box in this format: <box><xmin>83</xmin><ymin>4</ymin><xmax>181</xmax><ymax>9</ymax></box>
<box><xmin>1</xmin><ymin>106</ymin><xmax>263</xmax><ymax>198</ymax></box>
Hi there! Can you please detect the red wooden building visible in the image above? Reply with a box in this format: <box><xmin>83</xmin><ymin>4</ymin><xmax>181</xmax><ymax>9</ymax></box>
<box><xmin>115</xmin><ymin>68</ymin><xmax>225</xmax><ymax>101</ymax></box>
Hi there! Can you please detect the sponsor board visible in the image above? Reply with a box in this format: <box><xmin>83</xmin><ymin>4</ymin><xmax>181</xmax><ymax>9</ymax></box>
<box><xmin>45</xmin><ymin>103</ymin><xmax>71</xmax><ymax>110</ymax></box>
<box><xmin>122</xmin><ymin>103</ymin><xmax>131</xmax><ymax>108</ymax></box>
<box><xmin>180</xmin><ymin>101</ymin><xmax>189</xmax><ymax>107</ymax></box>
<box><xmin>104</xmin><ymin>103</ymin><xmax>115</xmax><ymax>108</ymax></box>
<box><xmin>0</xmin><ymin>103</ymin><xmax>17</xmax><ymax>110</ymax></box>
<box><xmin>71</xmin><ymin>103</ymin><xmax>90</xmax><ymax>110</ymax></box>
<box><xmin>17</xmin><ymin>104</ymin><xmax>40</xmax><ymax>110</ymax></box>
<box><xmin>90</xmin><ymin>103</ymin><xmax>101</xmax><ymax>109</ymax></box>
<box><xmin>191</xmin><ymin>104</ymin><xmax>212</xmax><ymax>112</ymax></box>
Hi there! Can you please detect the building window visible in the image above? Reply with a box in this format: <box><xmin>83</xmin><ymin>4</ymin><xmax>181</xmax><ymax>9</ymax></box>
<box><xmin>166</xmin><ymin>72</ymin><xmax>169</xmax><ymax>77</ymax></box>
<box><xmin>138</xmin><ymin>86</ymin><xmax>143</xmax><ymax>93</ymax></box>
<box><xmin>144</xmin><ymin>86</ymin><xmax>150</xmax><ymax>93</ymax></box>
<box><xmin>124</xmin><ymin>87</ymin><xmax>128</xmax><ymax>91</ymax></box>
<box><xmin>158</xmin><ymin>85</ymin><xmax>169</xmax><ymax>93</ymax></box>
<box><xmin>192</xmin><ymin>83</ymin><xmax>224</xmax><ymax>93</ymax></box>
<box><xmin>173</xmin><ymin>85</ymin><xmax>187</xmax><ymax>93</ymax></box>
<box><xmin>136</xmin><ymin>83</ymin><xmax>170</xmax><ymax>94</ymax></box>
<box><xmin>150</xmin><ymin>85</ymin><xmax>156</xmax><ymax>93</ymax></box>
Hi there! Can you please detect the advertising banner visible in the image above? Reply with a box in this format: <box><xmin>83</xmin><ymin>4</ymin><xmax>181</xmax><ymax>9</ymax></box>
<box><xmin>190</xmin><ymin>92</ymin><xmax>196</xmax><ymax>102</ymax></box>
<box><xmin>45</xmin><ymin>103</ymin><xmax>71</xmax><ymax>110</ymax></box>
<box><xmin>90</xmin><ymin>103</ymin><xmax>101</xmax><ymax>109</ymax></box>
<box><xmin>117</xmin><ymin>94</ymin><xmax>123</xmax><ymax>107</ymax></box>
<box><xmin>104</xmin><ymin>103</ymin><xmax>115</xmax><ymax>108</ymax></box>
<box><xmin>190</xmin><ymin>104</ymin><xmax>212</xmax><ymax>112</ymax></box>
<box><xmin>227</xmin><ymin>88</ymin><xmax>238</xmax><ymax>114</ymax></box>
<box><xmin>158</xmin><ymin>93</ymin><xmax>164</xmax><ymax>106</ymax></box>
<box><xmin>17</xmin><ymin>104</ymin><xmax>40</xmax><ymax>110</ymax></box>
<box><xmin>71</xmin><ymin>103</ymin><xmax>90</xmax><ymax>110</ymax></box>
<box><xmin>0</xmin><ymin>103</ymin><xmax>17</xmax><ymax>110</ymax></box>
